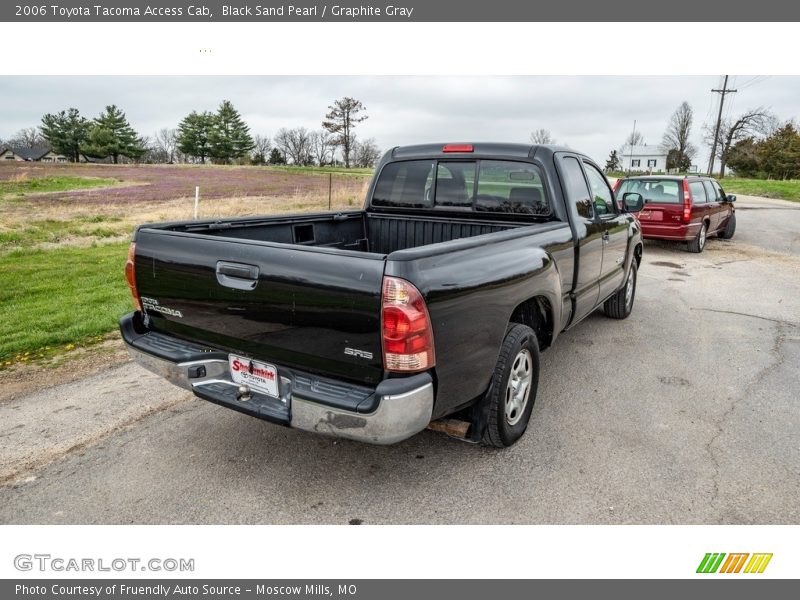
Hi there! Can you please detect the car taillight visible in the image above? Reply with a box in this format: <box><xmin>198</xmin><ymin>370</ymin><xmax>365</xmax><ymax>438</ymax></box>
<box><xmin>125</xmin><ymin>242</ymin><xmax>142</xmax><ymax>312</ymax></box>
<box><xmin>682</xmin><ymin>179</ymin><xmax>692</xmax><ymax>223</ymax></box>
<box><xmin>381</xmin><ymin>276</ymin><xmax>435</xmax><ymax>373</ymax></box>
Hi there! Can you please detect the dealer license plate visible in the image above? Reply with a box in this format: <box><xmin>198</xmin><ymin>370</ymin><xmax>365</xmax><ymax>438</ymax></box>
<box><xmin>229</xmin><ymin>354</ymin><xmax>279</xmax><ymax>398</ymax></box>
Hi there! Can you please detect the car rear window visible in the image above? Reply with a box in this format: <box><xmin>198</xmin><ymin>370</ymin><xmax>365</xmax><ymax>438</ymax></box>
<box><xmin>617</xmin><ymin>179</ymin><xmax>681</xmax><ymax>204</ymax></box>
<box><xmin>372</xmin><ymin>159</ymin><xmax>550</xmax><ymax>216</ymax></box>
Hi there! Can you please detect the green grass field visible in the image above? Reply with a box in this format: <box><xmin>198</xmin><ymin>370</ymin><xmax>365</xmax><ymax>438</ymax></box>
<box><xmin>0</xmin><ymin>243</ymin><xmax>133</xmax><ymax>365</ymax></box>
<box><xmin>0</xmin><ymin>175</ymin><xmax>120</xmax><ymax>198</ymax></box>
<box><xmin>722</xmin><ymin>178</ymin><xmax>800</xmax><ymax>202</ymax></box>
<box><xmin>0</xmin><ymin>215</ymin><xmax>128</xmax><ymax>252</ymax></box>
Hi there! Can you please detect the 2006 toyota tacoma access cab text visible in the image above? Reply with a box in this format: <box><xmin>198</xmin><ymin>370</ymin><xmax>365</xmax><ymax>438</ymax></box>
<box><xmin>120</xmin><ymin>143</ymin><xmax>645</xmax><ymax>447</ymax></box>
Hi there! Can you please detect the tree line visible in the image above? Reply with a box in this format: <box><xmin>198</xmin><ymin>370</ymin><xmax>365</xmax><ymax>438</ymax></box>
<box><xmin>603</xmin><ymin>101</ymin><xmax>792</xmax><ymax>178</ymax></box>
<box><xmin>530</xmin><ymin>101</ymin><xmax>797</xmax><ymax>180</ymax></box>
<box><xmin>0</xmin><ymin>96</ymin><xmax>381</xmax><ymax>168</ymax></box>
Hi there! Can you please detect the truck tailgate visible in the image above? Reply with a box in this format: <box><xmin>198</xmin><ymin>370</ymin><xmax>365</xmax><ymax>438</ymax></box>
<box><xmin>133</xmin><ymin>229</ymin><xmax>386</xmax><ymax>385</ymax></box>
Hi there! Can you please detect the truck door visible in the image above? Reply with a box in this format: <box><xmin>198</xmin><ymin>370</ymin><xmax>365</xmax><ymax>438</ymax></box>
<box><xmin>582</xmin><ymin>160</ymin><xmax>629</xmax><ymax>303</ymax></box>
<box><xmin>556</xmin><ymin>153</ymin><xmax>603</xmax><ymax>324</ymax></box>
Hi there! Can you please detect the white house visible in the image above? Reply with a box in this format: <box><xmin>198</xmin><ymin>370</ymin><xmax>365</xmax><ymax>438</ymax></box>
<box><xmin>0</xmin><ymin>147</ymin><xmax>26</xmax><ymax>161</ymax></box>
<box><xmin>620</xmin><ymin>144</ymin><xmax>668</xmax><ymax>173</ymax></box>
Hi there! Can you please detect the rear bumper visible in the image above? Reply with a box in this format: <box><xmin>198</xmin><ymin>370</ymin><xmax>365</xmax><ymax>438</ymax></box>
<box><xmin>641</xmin><ymin>221</ymin><xmax>700</xmax><ymax>241</ymax></box>
<box><xmin>119</xmin><ymin>312</ymin><xmax>433</xmax><ymax>445</ymax></box>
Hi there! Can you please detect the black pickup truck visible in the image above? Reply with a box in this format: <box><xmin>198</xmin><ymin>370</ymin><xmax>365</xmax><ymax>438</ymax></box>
<box><xmin>120</xmin><ymin>143</ymin><xmax>644</xmax><ymax>447</ymax></box>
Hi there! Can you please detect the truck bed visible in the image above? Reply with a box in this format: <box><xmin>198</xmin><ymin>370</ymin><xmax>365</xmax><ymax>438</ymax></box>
<box><xmin>154</xmin><ymin>211</ymin><xmax>526</xmax><ymax>255</ymax></box>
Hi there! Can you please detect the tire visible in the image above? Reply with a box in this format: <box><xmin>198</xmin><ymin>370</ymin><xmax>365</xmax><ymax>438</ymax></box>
<box><xmin>719</xmin><ymin>213</ymin><xmax>736</xmax><ymax>239</ymax></box>
<box><xmin>482</xmin><ymin>324</ymin><xmax>540</xmax><ymax>448</ymax></box>
<box><xmin>688</xmin><ymin>221</ymin><xmax>707</xmax><ymax>253</ymax></box>
<box><xmin>603</xmin><ymin>260</ymin><xmax>637</xmax><ymax>319</ymax></box>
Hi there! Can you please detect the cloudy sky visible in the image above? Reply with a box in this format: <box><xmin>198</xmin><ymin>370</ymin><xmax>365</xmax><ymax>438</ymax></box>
<box><xmin>1</xmin><ymin>75</ymin><xmax>797</xmax><ymax>166</ymax></box>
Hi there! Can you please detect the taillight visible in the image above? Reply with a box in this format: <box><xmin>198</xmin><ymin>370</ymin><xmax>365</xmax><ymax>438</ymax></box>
<box><xmin>125</xmin><ymin>242</ymin><xmax>142</xmax><ymax>312</ymax></box>
<box><xmin>682</xmin><ymin>179</ymin><xmax>692</xmax><ymax>223</ymax></box>
<box><xmin>381</xmin><ymin>276</ymin><xmax>435</xmax><ymax>373</ymax></box>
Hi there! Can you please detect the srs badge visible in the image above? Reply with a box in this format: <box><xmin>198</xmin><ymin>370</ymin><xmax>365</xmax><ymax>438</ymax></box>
<box><xmin>345</xmin><ymin>347</ymin><xmax>373</xmax><ymax>360</ymax></box>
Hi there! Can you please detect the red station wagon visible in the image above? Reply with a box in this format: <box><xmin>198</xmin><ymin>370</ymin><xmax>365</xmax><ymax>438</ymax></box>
<box><xmin>614</xmin><ymin>175</ymin><xmax>736</xmax><ymax>252</ymax></box>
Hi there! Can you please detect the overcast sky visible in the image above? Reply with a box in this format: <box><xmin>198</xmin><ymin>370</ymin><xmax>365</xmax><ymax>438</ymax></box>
<box><xmin>1</xmin><ymin>76</ymin><xmax>797</xmax><ymax>166</ymax></box>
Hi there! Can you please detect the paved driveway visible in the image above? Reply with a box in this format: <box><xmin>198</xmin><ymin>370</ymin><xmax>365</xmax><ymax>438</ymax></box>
<box><xmin>1</xmin><ymin>195</ymin><xmax>798</xmax><ymax>524</ymax></box>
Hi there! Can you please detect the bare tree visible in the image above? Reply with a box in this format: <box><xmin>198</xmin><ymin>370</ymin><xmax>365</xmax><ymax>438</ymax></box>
<box><xmin>310</xmin><ymin>130</ymin><xmax>336</xmax><ymax>166</ymax></box>
<box><xmin>251</xmin><ymin>134</ymin><xmax>271</xmax><ymax>165</ymax></box>
<box><xmin>154</xmin><ymin>127</ymin><xmax>178</xmax><ymax>163</ymax></box>
<box><xmin>530</xmin><ymin>128</ymin><xmax>555</xmax><ymax>144</ymax></box>
<box><xmin>274</xmin><ymin>127</ymin><xmax>314</xmax><ymax>165</ymax></box>
<box><xmin>704</xmin><ymin>108</ymin><xmax>775</xmax><ymax>177</ymax></box>
<box><xmin>661</xmin><ymin>101</ymin><xmax>697</xmax><ymax>171</ymax></box>
<box><xmin>351</xmin><ymin>138</ymin><xmax>382</xmax><ymax>168</ymax></box>
<box><xmin>9</xmin><ymin>127</ymin><xmax>49</xmax><ymax>149</ymax></box>
<box><xmin>135</xmin><ymin>135</ymin><xmax>153</xmax><ymax>164</ymax></box>
<box><xmin>322</xmin><ymin>97</ymin><xmax>368</xmax><ymax>168</ymax></box>
<box><xmin>624</xmin><ymin>130</ymin><xmax>644</xmax><ymax>147</ymax></box>
<box><xmin>145</xmin><ymin>137</ymin><xmax>166</xmax><ymax>163</ymax></box>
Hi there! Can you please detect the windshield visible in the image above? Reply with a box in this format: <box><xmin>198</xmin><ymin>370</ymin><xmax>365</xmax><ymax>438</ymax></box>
<box><xmin>618</xmin><ymin>179</ymin><xmax>681</xmax><ymax>204</ymax></box>
<box><xmin>372</xmin><ymin>159</ymin><xmax>550</xmax><ymax>216</ymax></box>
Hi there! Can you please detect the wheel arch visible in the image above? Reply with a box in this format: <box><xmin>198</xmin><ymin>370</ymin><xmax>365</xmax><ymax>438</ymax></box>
<box><xmin>509</xmin><ymin>295</ymin><xmax>553</xmax><ymax>351</ymax></box>
<box><xmin>634</xmin><ymin>242</ymin><xmax>643</xmax><ymax>267</ymax></box>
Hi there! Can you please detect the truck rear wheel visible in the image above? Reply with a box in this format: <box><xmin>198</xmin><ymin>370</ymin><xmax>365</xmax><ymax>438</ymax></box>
<box><xmin>482</xmin><ymin>324</ymin><xmax>539</xmax><ymax>448</ymax></box>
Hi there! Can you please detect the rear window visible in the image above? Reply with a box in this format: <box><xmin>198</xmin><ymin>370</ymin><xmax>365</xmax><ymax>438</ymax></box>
<box><xmin>372</xmin><ymin>159</ymin><xmax>550</xmax><ymax>216</ymax></box>
<box><xmin>617</xmin><ymin>179</ymin><xmax>681</xmax><ymax>204</ymax></box>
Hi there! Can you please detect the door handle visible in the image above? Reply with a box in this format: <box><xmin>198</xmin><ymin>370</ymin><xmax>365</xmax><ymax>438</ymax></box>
<box><xmin>216</xmin><ymin>261</ymin><xmax>259</xmax><ymax>290</ymax></box>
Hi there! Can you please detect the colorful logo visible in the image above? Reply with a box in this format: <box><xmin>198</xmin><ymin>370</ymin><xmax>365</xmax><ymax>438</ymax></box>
<box><xmin>696</xmin><ymin>553</ymin><xmax>773</xmax><ymax>574</ymax></box>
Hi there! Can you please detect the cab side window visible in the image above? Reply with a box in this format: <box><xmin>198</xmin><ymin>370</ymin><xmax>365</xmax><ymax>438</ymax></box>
<box><xmin>561</xmin><ymin>157</ymin><xmax>593</xmax><ymax>219</ymax></box>
<box><xmin>583</xmin><ymin>162</ymin><xmax>615</xmax><ymax>216</ymax></box>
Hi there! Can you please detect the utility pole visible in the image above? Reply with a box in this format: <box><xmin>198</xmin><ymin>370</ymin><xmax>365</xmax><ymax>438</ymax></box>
<box><xmin>627</xmin><ymin>119</ymin><xmax>636</xmax><ymax>175</ymax></box>
<box><xmin>707</xmin><ymin>75</ymin><xmax>737</xmax><ymax>175</ymax></box>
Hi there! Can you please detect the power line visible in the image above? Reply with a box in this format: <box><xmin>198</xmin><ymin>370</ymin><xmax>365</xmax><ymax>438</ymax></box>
<box><xmin>707</xmin><ymin>75</ymin><xmax>737</xmax><ymax>175</ymax></box>
<box><xmin>738</xmin><ymin>75</ymin><xmax>770</xmax><ymax>91</ymax></box>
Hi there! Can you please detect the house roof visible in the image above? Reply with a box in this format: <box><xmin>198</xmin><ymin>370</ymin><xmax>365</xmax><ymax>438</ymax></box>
<box><xmin>621</xmin><ymin>144</ymin><xmax>668</xmax><ymax>158</ymax></box>
<box><xmin>1</xmin><ymin>146</ymin><xmax>52</xmax><ymax>160</ymax></box>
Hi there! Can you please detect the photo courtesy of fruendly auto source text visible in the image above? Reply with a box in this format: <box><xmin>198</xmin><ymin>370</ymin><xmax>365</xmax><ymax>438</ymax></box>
<box><xmin>0</xmin><ymin>0</ymin><xmax>799</xmax><ymax>594</ymax></box>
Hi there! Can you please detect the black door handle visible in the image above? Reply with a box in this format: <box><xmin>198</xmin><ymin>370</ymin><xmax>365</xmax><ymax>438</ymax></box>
<box><xmin>216</xmin><ymin>261</ymin><xmax>259</xmax><ymax>290</ymax></box>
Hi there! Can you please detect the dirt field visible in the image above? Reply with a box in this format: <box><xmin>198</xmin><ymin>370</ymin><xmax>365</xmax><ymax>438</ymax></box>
<box><xmin>0</xmin><ymin>162</ymin><xmax>371</xmax><ymax>250</ymax></box>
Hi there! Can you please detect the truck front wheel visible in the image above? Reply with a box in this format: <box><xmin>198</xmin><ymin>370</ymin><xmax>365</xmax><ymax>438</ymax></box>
<box><xmin>482</xmin><ymin>324</ymin><xmax>540</xmax><ymax>448</ymax></box>
<box><xmin>603</xmin><ymin>260</ymin><xmax>637</xmax><ymax>319</ymax></box>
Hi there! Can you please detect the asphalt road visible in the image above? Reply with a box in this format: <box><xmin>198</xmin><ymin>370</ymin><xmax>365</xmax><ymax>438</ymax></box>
<box><xmin>1</xmin><ymin>195</ymin><xmax>799</xmax><ymax>524</ymax></box>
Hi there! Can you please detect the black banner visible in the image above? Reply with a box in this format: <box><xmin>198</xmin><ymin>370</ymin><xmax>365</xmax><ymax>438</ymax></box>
<box><xmin>3</xmin><ymin>0</ymin><xmax>800</xmax><ymax>22</ymax></box>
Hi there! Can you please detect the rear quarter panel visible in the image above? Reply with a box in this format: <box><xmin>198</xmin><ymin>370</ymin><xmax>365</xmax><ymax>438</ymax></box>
<box><xmin>386</xmin><ymin>224</ymin><xmax>574</xmax><ymax>419</ymax></box>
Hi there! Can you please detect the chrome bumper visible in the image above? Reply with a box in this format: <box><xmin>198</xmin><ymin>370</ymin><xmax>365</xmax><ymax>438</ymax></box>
<box><xmin>123</xmin><ymin>340</ymin><xmax>433</xmax><ymax>445</ymax></box>
<box><xmin>291</xmin><ymin>380</ymin><xmax>433</xmax><ymax>445</ymax></box>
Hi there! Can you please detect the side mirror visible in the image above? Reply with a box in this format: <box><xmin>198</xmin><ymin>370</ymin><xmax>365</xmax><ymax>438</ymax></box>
<box><xmin>622</xmin><ymin>192</ymin><xmax>644</xmax><ymax>213</ymax></box>
<box><xmin>726</xmin><ymin>194</ymin><xmax>736</xmax><ymax>202</ymax></box>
